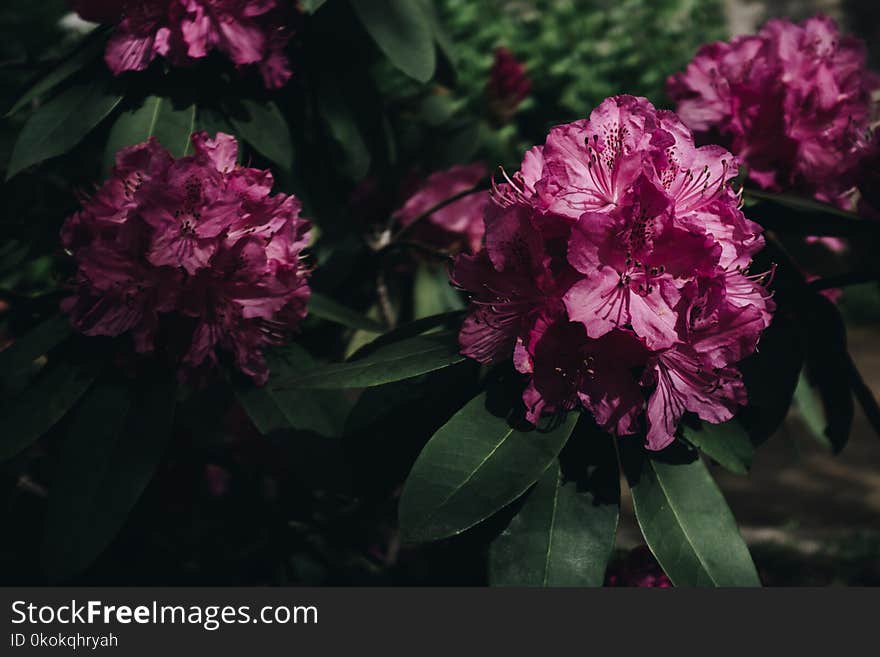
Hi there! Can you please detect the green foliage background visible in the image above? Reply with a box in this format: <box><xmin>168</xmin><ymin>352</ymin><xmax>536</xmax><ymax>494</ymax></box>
<box><xmin>438</xmin><ymin>0</ymin><xmax>726</xmax><ymax>125</ymax></box>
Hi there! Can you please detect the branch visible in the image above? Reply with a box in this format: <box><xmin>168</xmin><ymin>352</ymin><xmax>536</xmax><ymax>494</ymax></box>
<box><xmin>375</xmin><ymin>268</ymin><xmax>396</xmax><ymax>330</ymax></box>
<box><xmin>380</xmin><ymin>240</ymin><xmax>453</xmax><ymax>261</ymax></box>
<box><xmin>391</xmin><ymin>181</ymin><xmax>489</xmax><ymax>242</ymax></box>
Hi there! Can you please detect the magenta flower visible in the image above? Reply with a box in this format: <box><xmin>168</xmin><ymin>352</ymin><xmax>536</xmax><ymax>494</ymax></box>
<box><xmin>61</xmin><ymin>132</ymin><xmax>311</xmax><ymax>385</ymax></box>
<box><xmin>69</xmin><ymin>0</ymin><xmax>294</xmax><ymax>89</ymax></box>
<box><xmin>393</xmin><ymin>163</ymin><xmax>489</xmax><ymax>254</ymax></box>
<box><xmin>606</xmin><ymin>546</ymin><xmax>673</xmax><ymax>588</ymax></box>
<box><xmin>668</xmin><ymin>15</ymin><xmax>879</xmax><ymax>209</ymax></box>
<box><xmin>452</xmin><ymin>96</ymin><xmax>774</xmax><ymax>450</ymax></box>
<box><xmin>486</xmin><ymin>47</ymin><xmax>532</xmax><ymax>124</ymax></box>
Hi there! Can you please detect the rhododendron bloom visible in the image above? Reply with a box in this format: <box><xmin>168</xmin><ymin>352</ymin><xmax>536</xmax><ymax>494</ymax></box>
<box><xmin>667</xmin><ymin>15</ymin><xmax>879</xmax><ymax>209</ymax></box>
<box><xmin>452</xmin><ymin>95</ymin><xmax>774</xmax><ymax>450</ymax></box>
<box><xmin>393</xmin><ymin>163</ymin><xmax>488</xmax><ymax>253</ymax></box>
<box><xmin>61</xmin><ymin>132</ymin><xmax>311</xmax><ymax>384</ymax></box>
<box><xmin>69</xmin><ymin>0</ymin><xmax>294</xmax><ymax>89</ymax></box>
<box><xmin>606</xmin><ymin>546</ymin><xmax>672</xmax><ymax>587</ymax></box>
<box><xmin>486</xmin><ymin>47</ymin><xmax>531</xmax><ymax>124</ymax></box>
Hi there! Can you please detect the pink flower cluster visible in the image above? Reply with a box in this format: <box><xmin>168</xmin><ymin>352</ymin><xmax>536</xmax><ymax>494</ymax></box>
<box><xmin>667</xmin><ymin>15</ymin><xmax>879</xmax><ymax>208</ymax></box>
<box><xmin>486</xmin><ymin>47</ymin><xmax>532</xmax><ymax>124</ymax></box>
<box><xmin>61</xmin><ymin>132</ymin><xmax>311</xmax><ymax>384</ymax></box>
<box><xmin>393</xmin><ymin>163</ymin><xmax>489</xmax><ymax>254</ymax></box>
<box><xmin>68</xmin><ymin>0</ymin><xmax>294</xmax><ymax>89</ymax></box>
<box><xmin>452</xmin><ymin>96</ymin><xmax>774</xmax><ymax>450</ymax></box>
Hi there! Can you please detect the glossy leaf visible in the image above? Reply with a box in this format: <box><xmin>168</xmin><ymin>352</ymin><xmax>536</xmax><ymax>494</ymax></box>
<box><xmin>348</xmin><ymin>310</ymin><xmax>464</xmax><ymax>359</ymax></box>
<box><xmin>195</xmin><ymin>107</ymin><xmax>234</xmax><ymax>142</ymax></box>
<box><xmin>399</xmin><ymin>393</ymin><xmax>579</xmax><ymax>543</ymax></box>
<box><xmin>234</xmin><ymin>345</ymin><xmax>351</xmax><ymax>437</ymax></box>
<box><xmin>414</xmin><ymin>263</ymin><xmax>464</xmax><ymax>319</ymax></box>
<box><xmin>225</xmin><ymin>99</ymin><xmax>293</xmax><ymax>170</ymax></box>
<box><xmin>794</xmin><ymin>371</ymin><xmax>833</xmax><ymax>450</ymax></box>
<box><xmin>798</xmin><ymin>294</ymin><xmax>854</xmax><ymax>453</ymax></box>
<box><xmin>344</xmin><ymin>378</ymin><xmax>429</xmax><ymax>435</ymax></box>
<box><xmin>6</xmin><ymin>30</ymin><xmax>107</xmax><ymax>116</ymax></box>
<box><xmin>628</xmin><ymin>450</ymin><xmax>760</xmax><ymax>587</ymax></box>
<box><xmin>280</xmin><ymin>330</ymin><xmax>464</xmax><ymax>389</ymax></box>
<box><xmin>0</xmin><ymin>353</ymin><xmax>102</xmax><ymax>461</ymax></box>
<box><xmin>489</xmin><ymin>428</ymin><xmax>620</xmax><ymax>586</ymax></box>
<box><xmin>309</xmin><ymin>292</ymin><xmax>385</xmax><ymax>333</ymax></box>
<box><xmin>351</xmin><ymin>0</ymin><xmax>436</xmax><ymax>83</ymax></box>
<box><xmin>744</xmin><ymin>188</ymin><xmax>880</xmax><ymax>238</ymax></box>
<box><xmin>7</xmin><ymin>78</ymin><xmax>123</xmax><ymax>179</ymax></box>
<box><xmin>0</xmin><ymin>314</ymin><xmax>71</xmax><ymax>390</ymax></box>
<box><xmin>737</xmin><ymin>314</ymin><xmax>804</xmax><ymax>445</ymax></box>
<box><xmin>103</xmin><ymin>96</ymin><xmax>196</xmax><ymax>173</ymax></box>
<box><xmin>425</xmin><ymin>0</ymin><xmax>456</xmax><ymax>67</ymax></box>
<box><xmin>682</xmin><ymin>419</ymin><xmax>755</xmax><ymax>475</ymax></box>
<box><xmin>317</xmin><ymin>79</ymin><xmax>370</xmax><ymax>180</ymax></box>
<box><xmin>299</xmin><ymin>0</ymin><xmax>327</xmax><ymax>13</ymax></box>
<box><xmin>42</xmin><ymin>377</ymin><xmax>176</xmax><ymax>581</ymax></box>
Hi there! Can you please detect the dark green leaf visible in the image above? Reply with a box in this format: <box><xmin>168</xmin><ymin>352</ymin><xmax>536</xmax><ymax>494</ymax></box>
<box><xmin>195</xmin><ymin>107</ymin><xmax>233</xmax><ymax>142</ymax></box>
<box><xmin>628</xmin><ymin>450</ymin><xmax>760</xmax><ymax>587</ymax></box>
<box><xmin>6</xmin><ymin>30</ymin><xmax>107</xmax><ymax>117</ymax></box>
<box><xmin>309</xmin><ymin>292</ymin><xmax>385</xmax><ymax>332</ymax></box>
<box><xmin>233</xmin><ymin>376</ymin><xmax>287</xmax><ymax>434</ymax></box>
<box><xmin>348</xmin><ymin>310</ymin><xmax>464</xmax><ymax>360</ymax></box>
<box><xmin>317</xmin><ymin>79</ymin><xmax>370</xmax><ymax>180</ymax></box>
<box><xmin>744</xmin><ymin>189</ymin><xmax>879</xmax><ymax>238</ymax></box>
<box><xmin>0</xmin><ymin>353</ymin><xmax>102</xmax><ymax>461</ymax></box>
<box><xmin>399</xmin><ymin>393</ymin><xmax>579</xmax><ymax>543</ymax></box>
<box><xmin>7</xmin><ymin>77</ymin><xmax>123</xmax><ymax>179</ymax></box>
<box><xmin>351</xmin><ymin>0</ymin><xmax>436</xmax><ymax>83</ymax></box>
<box><xmin>0</xmin><ymin>314</ymin><xmax>71</xmax><ymax>390</ymax></box>
<box><xmin>431</xmin><ymin>119</ymin><xmax>482</xmax><ymax>168</ymax></box>
<box><xmin>234</xmin><ymin>344</ymin><xmax>351</xmax><ymax>437</ymax></box>
<box><xmin>489</xmin><ymin>429</ymin><xmax>620</xmax><ymax>586</ymax></box>
<box><xmin>418</xmin><ymin>94</ymin><xmax>459</xmax><ymax>127</ymax></box>
<box><xmin>797</xmin><ymin>294</ymin><xmax>854</xmax><ymax>453</ymax></box>
<box><xmin>344</xmin><ymin>378</ymin><xmax>429</xmax><ymax>435</ymax></box>
<box><xmin>793</xmin><ymin>371</ymin><xmax>833</xmax><ymax>450</ymax></box>
<box><xmin>103</xmin><ymin>96</ymin><xmax>196</xmax><ymax>172</ymax></box>
<box><xmin>425</xmin><ymin>0</ymin><xmax>457</xmax><ymax>68</ymax></box>
<box><xmin>682</xmin><ymin>419</ymin><xmax>755</xmax><ymax>475</ymax></box>
<box><xmin>300</xmin><ymin>0</ymin><xmax>327</xmax><ymax>13</ymax></box>
<box><xmin>414</xmin><ymin>263</ymin><xmax>464</xmax><ymax>319</ymax></box>
<box><xmin>280</xmin><ymin>330</ymin><xmax>464</xmax><ymax>389</ymax></box>
<box><xmin>737</xmin><ymin>314</ymin><xmax>804</xmax><ymax>445</ymax></box>
<box><xmin>42</xmin><ymin>377</ymin><xmax>176</xmax><ymax>581</ymax></box>
<box><xmin>224</xmin><ymin>99</ymin><xmax>292</xmax><ymax>170</ymax></box>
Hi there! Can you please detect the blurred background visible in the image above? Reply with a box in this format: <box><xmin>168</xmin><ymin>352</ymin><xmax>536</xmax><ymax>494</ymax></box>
<box><xmin>1</xmin><ymin>0</ymin><xmax>878</xmax><ymax>585</ymax></box>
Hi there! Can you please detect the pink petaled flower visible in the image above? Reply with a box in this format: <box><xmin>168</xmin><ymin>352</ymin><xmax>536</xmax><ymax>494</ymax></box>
<box><xmin>486</xmin><ymin>47</ymin><xmax>532</xmax><ymax>124</ymax></box>
<box><xmin>667</xmin><ymin>15</ymin><xmax>879</xmax><ymax>209</ymax></box>
<box><xmin>606</xmin><ymin>546</ymin><xmax>672</xmax><ymax>588</ymax></box>
<box><xmin>61</xmin><ymin>132</ymin><xmax>311</xmax><ymax>385</ymax></box>
<box><xmin>69</xmin><ymin>0</ymin><xmax>295</xmax><ymax>89</ymax></box>
<box><xmin>452</xmin><ymin>96</ymin><xmax>775</xmax><ymax>450</ymax></box>
<box><xmin>393</xmin><ymin>163</ymin><xmax>489</xmax><ymax>254</ymax></box>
